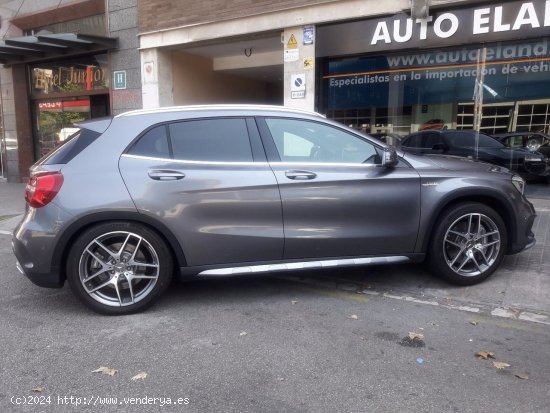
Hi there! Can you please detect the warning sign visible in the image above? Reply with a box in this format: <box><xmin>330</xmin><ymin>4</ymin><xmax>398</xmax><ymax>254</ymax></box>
<box><xmin>287</xmin><ymin>34</ymin><xmax>298</xmax><ymax>49</ymax></box>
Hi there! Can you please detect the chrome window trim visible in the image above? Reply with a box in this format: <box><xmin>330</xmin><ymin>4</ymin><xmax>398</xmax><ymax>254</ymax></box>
<box><xmin>121</xmin><ymin>153</ymin><xmax>381</xmax><ymax>168</ymax></box>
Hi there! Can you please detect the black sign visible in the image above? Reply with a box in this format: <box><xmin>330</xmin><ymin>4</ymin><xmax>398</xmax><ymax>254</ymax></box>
<box><xmin>317</xmin><ymin>0</ymin><xmax>550</xmax><ymax>57</ymax></box>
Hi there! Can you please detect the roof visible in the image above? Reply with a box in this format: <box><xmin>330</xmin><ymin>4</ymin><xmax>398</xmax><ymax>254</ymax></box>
<box><xmin>115</xmin><ymin>104</ymin><xmax>325</xmax><ymax>118</ymax></box>
<box><xmin>0</xmin><ymin>33</ymin><xmax>117</xmax><ymax>65</ymax></box>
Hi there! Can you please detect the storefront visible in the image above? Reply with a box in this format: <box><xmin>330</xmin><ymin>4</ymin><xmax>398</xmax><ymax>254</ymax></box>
<box><xmin>316</xmin><ymin>0</ymin><xmax>550</xmax><ymax>137</ymax></box>
<box><xmin>0</xmin><ymin>0</ymin><xmax>127</xmax><ymax>182</ymax></box>
<box><xmin>29</xmin><ymin>54</ymin><xmax>110</xmax><ymax>158</ymax></box>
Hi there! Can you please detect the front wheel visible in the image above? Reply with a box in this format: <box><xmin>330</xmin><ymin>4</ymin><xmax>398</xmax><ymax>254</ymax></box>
<box><xmin>66</xmin><ymin>222</ymin><xmax>173</xmax><ymax>315</ymax></box>
<box><xmin>428</xmin><ymin>203</ymin><xmax>507</xmax><ymax>285</ymax></box>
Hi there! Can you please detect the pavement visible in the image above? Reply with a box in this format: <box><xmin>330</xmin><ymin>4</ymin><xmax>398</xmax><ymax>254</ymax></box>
<box><xmin>0</xmin><ymin>183</ymin><xmax>25</xmax><ymax>235</ymax></box>
<box><xmin>0</xmin><ymin>181</ymin><xmax>549</xmax><ymax>413</ymax></box>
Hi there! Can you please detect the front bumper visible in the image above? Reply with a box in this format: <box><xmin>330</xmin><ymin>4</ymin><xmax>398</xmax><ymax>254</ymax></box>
<box><xmin>507</xmin><ymin>197</ymin><xmax>537</xmax><ymax>255</ymax></box>
<box><xmin>523</xmin><ymin>158</ymin><xmax>550</xmax><ymax>177</ymax></box>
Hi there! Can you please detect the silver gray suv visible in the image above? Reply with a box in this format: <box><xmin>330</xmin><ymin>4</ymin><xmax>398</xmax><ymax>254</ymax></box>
<box><xmin>13</xmin><ymin>105</ymin><xmax>536</xmax><ymax>314</ymax></box>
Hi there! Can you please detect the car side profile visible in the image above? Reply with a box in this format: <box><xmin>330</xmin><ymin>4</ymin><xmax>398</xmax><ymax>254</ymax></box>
<box><xmin>401</xmin><ymin>129</ymin><xmax>549</xmax><ymax>179</ymax></box>
<box><xmin>13</xmin><ymin>105</ymin><xmax>536</xmax><ymax>314</ymax></box>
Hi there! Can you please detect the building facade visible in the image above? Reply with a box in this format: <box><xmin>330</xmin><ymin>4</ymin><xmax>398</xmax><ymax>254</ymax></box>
<box><xmin>0</xmin><ymin>0</ymin><xmax>140</xmax><ymax>182</ymax></box>
<box><xmin>2</xmin><ymin>0</ymin><xmax>550</xmax><ymax>181</ymax></box>
<box><xmin>137</xmin><ymin>0</ymin><xmax>550</xmax><ymax>135</ymax></box>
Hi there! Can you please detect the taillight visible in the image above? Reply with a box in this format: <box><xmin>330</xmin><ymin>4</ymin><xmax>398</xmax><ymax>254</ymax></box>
<box><xmin>25</xmin><ymin>172</ymin><xmax>64</xmax><ymax>208</ymax></box>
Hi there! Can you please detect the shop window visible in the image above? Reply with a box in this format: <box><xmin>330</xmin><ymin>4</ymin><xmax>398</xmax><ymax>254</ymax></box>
<box><xmin>321</xmin><ymin>38</ymin><xmax>550</xmax><ymax>140</ymax></box>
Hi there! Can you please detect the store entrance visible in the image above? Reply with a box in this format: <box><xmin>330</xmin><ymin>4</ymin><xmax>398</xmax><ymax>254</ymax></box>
<box><xmin>33</xmin><ymin>94</ymin><xmax>109</xmax><ymax>159</ymax></box>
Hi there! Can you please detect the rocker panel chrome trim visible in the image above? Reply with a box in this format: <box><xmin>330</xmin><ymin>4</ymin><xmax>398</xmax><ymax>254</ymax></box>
<box><xmin>198</xmin><ymin>256</ymin><xmax>410</xmax><ymax>276</ymax></box>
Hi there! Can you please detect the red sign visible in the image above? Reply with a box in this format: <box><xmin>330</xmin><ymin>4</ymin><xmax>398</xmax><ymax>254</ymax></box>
<box><xmin>38</xmin><ymin>101</ymin><xmax>62</xmax><ymax>110</ymax></box>
<box><xmin>38</xmin><ymin>100</ymin><xmax>90</xmax><ymax>112</ymax></box>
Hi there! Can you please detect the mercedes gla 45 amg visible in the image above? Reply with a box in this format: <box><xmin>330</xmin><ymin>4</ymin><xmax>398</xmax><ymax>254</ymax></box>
<box><xmin>13</xmin><ymin>106</ymin><xmax>536</xmax><ymax>314</ymax></box>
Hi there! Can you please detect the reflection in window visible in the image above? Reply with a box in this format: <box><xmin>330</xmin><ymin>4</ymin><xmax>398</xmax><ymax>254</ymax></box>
<box><xmin>129</xmin><ymin>125</ymin><xmax>170</xmax><ymax>158</ymax></box>
<box><xmin>265</xmin><ymin>118</ymin><xmax>378</xmax><ymax>164</ymax></box>
<box><xmin>169</xmin><ymin>119</ymin><xmax>252</xmax><ymax>162</ymax></box>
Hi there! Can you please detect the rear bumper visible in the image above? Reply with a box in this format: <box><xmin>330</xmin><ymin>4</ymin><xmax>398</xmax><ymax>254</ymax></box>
<box><xmin>12</xmin><ymin>237</ymin><xmax>63</xmax><ymax>288</ymax></box>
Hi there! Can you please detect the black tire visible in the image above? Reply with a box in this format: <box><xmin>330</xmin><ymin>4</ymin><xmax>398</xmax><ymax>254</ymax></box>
<box><xmin>428</xmin><ymin>202</ymin><xmax>507</xmax><ymax>285</ymax></box>
<box><xmin>66</xmin><ymin>221</ymin><xmax>173</xmax><ymax>315</ymax></box>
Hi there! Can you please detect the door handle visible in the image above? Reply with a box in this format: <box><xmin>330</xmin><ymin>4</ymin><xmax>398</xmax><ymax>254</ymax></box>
<box><xmin>285</xmin><ymin>170</ymin><xmax>317</xmax><ymax>180</ymax></box>
<box><xmin>148</xmin><ymin>170</ymin><xmax>186</xmax><ymax>181</ymax></box>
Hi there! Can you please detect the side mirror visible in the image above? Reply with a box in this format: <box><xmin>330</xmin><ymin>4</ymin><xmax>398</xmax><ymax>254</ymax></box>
<box><xmin>381</xmin><ymin>147</ymin><xmax>398</xmax><ymax>168</ymax></box>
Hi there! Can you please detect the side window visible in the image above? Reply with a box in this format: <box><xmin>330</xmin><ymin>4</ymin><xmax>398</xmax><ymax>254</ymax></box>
<box><xmin>509</xmin><ymin>136</ymin><xmax>524</xmax><ymax>148</ymax></box>
<box><xmin>128</xmin><ymin>125</ymin><xmax>170</xmax><ymax>158</ymax></box>
<box><xmin>169</xmin><ymin>118</ymin><xmax>253</xmax><ymax>162</ymax></box>
<box><xmin>265</xmin><ymin>118</ymin><xmax>378</xmax><ymax>164</ymax></box>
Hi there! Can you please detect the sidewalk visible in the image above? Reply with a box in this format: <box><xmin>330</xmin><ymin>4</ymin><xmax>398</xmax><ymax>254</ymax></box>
<box><xmin>0</xmin><ymin>182</ymin><xmax>25</xmax><ymax>233</ymax></box>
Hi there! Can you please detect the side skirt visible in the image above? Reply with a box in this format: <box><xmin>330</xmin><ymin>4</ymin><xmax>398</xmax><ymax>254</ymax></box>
<box><xmin>178</xmin><ymin>254</ymin><xmax>425</xmax><ymax>278</ymax></box>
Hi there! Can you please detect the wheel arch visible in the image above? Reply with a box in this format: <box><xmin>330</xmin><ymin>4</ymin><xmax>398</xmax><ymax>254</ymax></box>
<box><xmin>421</xmin><ymin>189</ymin><xmax>516</xmax><ymax>254</ymax></box>
<box><xmin>53</xmin><ymin>211</ymin><xmax>187</xmax><ymax>283</ymax></box>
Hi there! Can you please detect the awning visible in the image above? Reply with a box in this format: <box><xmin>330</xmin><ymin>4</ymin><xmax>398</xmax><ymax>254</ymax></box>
<box><xmin>0</xmin><ymin>33</ymin><xmax>117</xmax><ymax>65</ymax></box>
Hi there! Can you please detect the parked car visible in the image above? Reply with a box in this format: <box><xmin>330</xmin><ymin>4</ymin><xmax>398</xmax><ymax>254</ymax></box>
<box><xmin>492</xmin><ymin>132</ymin><xmax>550</xmax><ymax>158</ymax></box>
<box><xmin>13</xmin><ymin>106</ymin><xmax>536</xmax><ymax>314</ymax></box>
<box><xmin>419</xmin><ymin>118</ymin><xmax>446</xmax><ymax>130</ymax></box>
<box><xmin>369</xmin><ymin>132</ymin><xmax>402</xmax><ymax>148</ymax></box>
<box><xmin>401</xmin><ymin>129</ymin><xmax>549</xmax><ymax>179</ymax></box>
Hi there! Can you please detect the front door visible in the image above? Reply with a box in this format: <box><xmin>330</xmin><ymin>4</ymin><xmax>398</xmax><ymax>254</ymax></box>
<box><xmin>258</xmin><ymin>117</ymin><xmax>421</xmax><ymax>259</ymax></box>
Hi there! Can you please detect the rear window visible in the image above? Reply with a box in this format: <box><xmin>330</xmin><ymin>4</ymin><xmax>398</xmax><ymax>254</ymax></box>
<box><xmin>39</xmin><ymin>128</ymin><xmax>101</xmax><ymax>165</ymax></box>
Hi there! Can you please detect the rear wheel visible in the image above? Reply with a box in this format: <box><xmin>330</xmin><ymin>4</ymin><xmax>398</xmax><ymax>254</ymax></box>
<box><xmin>67</xmin><ymin>222</ymin><xmax>173</xmax><ymax>315</ymax></box>
<box><xmin>429</xmin><ymin>203</ymin><xmax>507</xmax><ymax>285</ymax></box>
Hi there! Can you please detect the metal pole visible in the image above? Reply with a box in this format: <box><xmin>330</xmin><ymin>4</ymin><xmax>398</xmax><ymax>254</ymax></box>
<box><xmin>473</xmin><ymin>48</ymin><xmax>487</xmax><ymax>160</ymax></box>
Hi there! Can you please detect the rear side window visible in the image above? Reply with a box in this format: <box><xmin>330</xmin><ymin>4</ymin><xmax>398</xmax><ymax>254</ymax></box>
<box><xmin>40</xmin><ymin>128</ymin><xmax>101</xmax><ymax>165</ymax></box>
<box><xmin>169</xmin><ymin>118</ymin><xmax>252</xmax><ymax>162</ymax></box>
<box><xmin>128</xmin><ymin>125</ymin><xmax>170</xmax><ymax>158</ymax></box>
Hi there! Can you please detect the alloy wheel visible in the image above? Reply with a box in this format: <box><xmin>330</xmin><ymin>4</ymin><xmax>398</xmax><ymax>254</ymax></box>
<box><xmin>78</xmin><ymin>231</ymin><xmax>160</xmax><ymax>307</ymax></box>
<box><xmin>443</xmin><ymin>213</ymin><xmax>501</xmax><ymax>277</ymax></box>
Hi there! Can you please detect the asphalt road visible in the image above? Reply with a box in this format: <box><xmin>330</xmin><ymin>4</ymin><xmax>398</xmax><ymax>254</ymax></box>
<box><xmin>1</xmin><ymin>233</ymin><xmax>549</xmax><ymax>413</ymax></box>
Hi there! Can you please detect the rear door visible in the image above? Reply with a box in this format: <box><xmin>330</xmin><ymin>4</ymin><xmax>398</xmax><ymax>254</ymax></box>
<box><xmin>257</xmin><ymin>117</ymin><xmax>421</xmax><ymax>260</ymax></box>
<box><xmin>119</xmin><ymin>117</ymin><xmax>283</xmax><ymax>267</ymax></box>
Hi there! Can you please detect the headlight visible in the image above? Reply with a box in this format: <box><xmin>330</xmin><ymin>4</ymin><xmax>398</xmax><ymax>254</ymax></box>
<box><xmin>526</xmin><ymin>139</ymin><xmax>541</xmax><ymax>151</ymax></box>
<box><xmin>511</xmin><ymin>175</ymin><xmax>525</xmax><ymax>195</ymax></box>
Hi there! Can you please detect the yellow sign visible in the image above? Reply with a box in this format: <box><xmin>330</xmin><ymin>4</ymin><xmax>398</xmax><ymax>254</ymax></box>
<box><xmin>287</xmin><ymin>34</ymin><xmax>298</xmax><ymax>49</ymax></box>
<box><xmin>303</xmin><ymin>57</ymin><xmax>314</xmax><ymax>70</ymax></box>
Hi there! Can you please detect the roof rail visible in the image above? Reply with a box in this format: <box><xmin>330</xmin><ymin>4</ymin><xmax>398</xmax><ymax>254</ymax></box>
<box><xmin>115</xmin><ymin>104</ymin><xmax>325</xmax><ymax>118</ymax></box>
